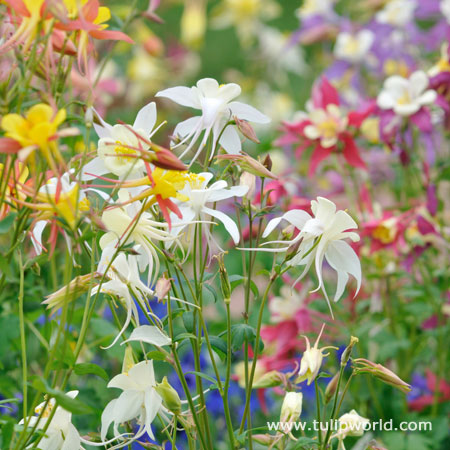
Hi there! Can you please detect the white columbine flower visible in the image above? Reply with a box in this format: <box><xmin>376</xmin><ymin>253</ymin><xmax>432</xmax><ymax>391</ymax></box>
<box><xmin>333</xmin><ymin>30</ymin><xmax>374</xmax><ymax>64</ymax></box>
<box><xmin>170</xmin><ymin>172</ymin><xmax>248</xmax><ymax>250</ymax></box>
<box><xmin>101</xmin><ymin>360</ymin><xmax>163</xmax><ymax>444</ymax></box>
<box><xmin>99</xmin><ymin>189</ymin><xmax>178</xmax><ymax>284</ymax></box>
<box><xmin>377</xmin><ymin>71</ymin><xmax>437</xmax><ymax>117</ymax></box>
<box><xmin>375</xmin><ymin>0</ymin><xmax>417</xmax><ymax>27</ymax></box>
<box><xmin>156</xmin><ymin>78</ymin><xmax>270</xmax><ymax>161</ymax></box>
<box><xmin>93</xmin><ymin>246</ymin><xmax>155</xmax><ymax>348</ymax></box>
<box><xmin>82</xmin><ymin>102</ymin><xmax>160</xmax><ymax>180</ymax></box>
<box><xmin>262</xmin><ymin>197</ymin><xmax>361</xmax><ymax>311</ymax></box>
<box><xmin>20</xmin><ymin>391</ymin><xmax>82</xmax><ymax>450</ymax></box>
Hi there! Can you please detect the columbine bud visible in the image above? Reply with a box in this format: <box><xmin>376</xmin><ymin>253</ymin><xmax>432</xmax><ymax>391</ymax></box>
<box><xmin>263</xmin><ymin>154</ymin><xmax>273</xmax><ymax>171</ymax></box>
<box><xmin>296</xmin><ymin>325</ymin><xmax>337</xmax><ymax>385</ymax></box>
<box><xmin>340</xmin><ymin>336</ymin><xmax>359</xmax><ymax>366</ymax></box>
<box><xmin>337</xmin><ymin>409</ymin><xmax>369</xmax><ymax>439</ymax></box>
<box><xmin>352</xmin><ymin>358</ymin><xmax>411</xmax><ymax>393</ymax></box>
<box><xmin>240</xmin><ymin>171</ymin><xmax>256</xmax><ymax>200</ymax></box>
<box><xmin>42</xmin><ymin>274</ymin><xmax>97</xmax><ymax>314</ymax></box>
<box><xmin>252</xmin><ymin>370</ymin><xmax>284</xmax><ymax>389</ymax></box>
<box><xmin>122</xmin><ymin>346</ymin><xmax>135</xmax><ymax>374</ymax></box>
<box><xmin>280</xmin><ymin>392</ymin><xmax>303</xmax><ymax>423</ymax></box>
<box><xmin>85</xmin><ymin>107</ymin><xmax>94</xmax><ymax>127</ymax></box>
<box><xmin>154</xmin><ymin>376</ymin><xmax>182</xmax><ymax>414</ymax></box>
<box><xmin>215</xmin><ymin>153</ymin><xmax>277</xmax><ymax>179</ymax></box>
<box><xmin>155</xmin><ymin>275</ymin><xmax>172</xmax><ymax>302</ymax></box>
<box><xmin>216</xmin><ymin>253</ymin><xmax>231</xmax><ymax>303</ymax></box>
<box><xmin>234</xmin><ymin>116</ymin><xmax>260</xmax><ymax>143</ymax></box>
<box><xmin>325</xmin><ymin>372</ymin><xmax>340</xmax><ymax>404</ymax></box>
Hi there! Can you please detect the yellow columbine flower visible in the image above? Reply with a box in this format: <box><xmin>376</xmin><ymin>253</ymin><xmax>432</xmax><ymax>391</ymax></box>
<box><xmin>1</xmin><ymin>104</ymin><xmax>66</xmax><ymax>169</ymax></box>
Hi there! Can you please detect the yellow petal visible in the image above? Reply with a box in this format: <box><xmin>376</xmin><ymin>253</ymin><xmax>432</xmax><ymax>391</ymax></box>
<box><xmin>26</xmin><ymin>104</ymin><xmax>54</xmax><ymax>125</ymax></box>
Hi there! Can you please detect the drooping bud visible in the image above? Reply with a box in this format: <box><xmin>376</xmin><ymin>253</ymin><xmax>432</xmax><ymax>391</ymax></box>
<box><xmin>215</xmin><ymin>152</ymin><xmax>277</xmax><ymax>179</ymax></box>
<box><xmin>155</xmin><ymin>274</ymin><xmax>172</xmax><ymax>302</ymax></box>
<box><xmin>352</xmin><ymin>358</ymin><xmax>411</xmax><ymax>393</ymax></box>
<box><xmin>340</xmin><ymin>336</ymin><xmax>359</xmax><ymax>367</ymax></box>
<box><xmin>240</xmin><ymin>171</ymin><xmax>256</xmax><ymax>200</ymax></box>
<box><xmin>324</xmin><ymin>372</ymin><xmax>340</xmax><ymax>404</ymax></box>
<box><xmin>280</xmin><ymin>392</ymin><xmax>303</xmax><ymax>423</ymax></box>
<box><xmin>42</xmin><ymin>274</ymin><xmax>98</xmax><ymax>314</ymax></box>
<box><xmin>154</xmin><ymin>376</ymin><xmax>182</xmax><ymax>414</ymax></box>
<box><xmin>234</xmin><ymin>116</ymin><xmax>260</xmax><ymax>143</ymax></box>
<box><xmin>263</xmin><ymin>154</ymin><xmax>272</xmax><ymax>172</ymax></box>
<box><xmin>252</xmin><ymin>370</ymin><xmax>284</xmax><ymax>389</ymax></box>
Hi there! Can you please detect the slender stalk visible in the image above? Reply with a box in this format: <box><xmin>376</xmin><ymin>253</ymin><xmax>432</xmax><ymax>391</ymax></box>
<box><xmin>18</xmin><ymin>252</ymin><xmax>27</xmax><ymax>420</ymax></box>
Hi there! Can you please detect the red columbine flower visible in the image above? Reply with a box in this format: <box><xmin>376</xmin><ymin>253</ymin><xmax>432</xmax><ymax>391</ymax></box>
<box><xmin>277</xmin><ymin>77</ymin><xmax>373</xmax><ymax>176</ymax></box>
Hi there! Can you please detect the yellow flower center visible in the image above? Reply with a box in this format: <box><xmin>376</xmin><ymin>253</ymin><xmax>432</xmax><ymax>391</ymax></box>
<box><xmin>372</xmin><ymin>221</ymin><xmax>396</xmax><ymax>244</ymax></box>
<box><xmin>317</xmin><ymin>118</ymin><xmax>340</xmax><ymax>139</ymax></box>
<box><xmin>397</xmin><ymin>91</ymin><xmax>412</xmax><ymax>105</ymax></box>
<box><xmin>113</xmin><ymin>141</ymin><xmax>139</xmax><ymax>164</ymax></box>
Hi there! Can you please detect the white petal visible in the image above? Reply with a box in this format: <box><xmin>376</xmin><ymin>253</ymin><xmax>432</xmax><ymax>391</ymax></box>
<box><xmin>101</xmin><ymin>399</ymin><xmax>117</xmax><ymax>440</ymax></box>
<box><xmin>61</xmin><ymin>423</ymin><xmax>80</xmax><ymax>450</ymax></box>
<box><xmin>282</xmin><ymin>209</ymin><xmax>313</xmax><ymax>230</ymax></box>
<box><xmin>311</xmin><ymin>197</ymin><xmax>337</xmax><ymax>224</ymax></box>
<box><xmin>128</xmin><ymin>360</ymin><xmax>156</xmax><ymax>387</ymax></box>
<box><xmin>156</xmin><ymin>86</ymin><xmax>200</xmax><ymax>109</ymax></box>
<box><xmin>31</xmin><ymin>220</ymin><xmax>47</xmax><ymax>255</ymax></box>
<box><xmin>196</xmin><ymin>78</ymin><xmax>220</xmax><ymax>96</ymax></box>
<box><xmin>173</xmin><ymin>116</ymin><xmax>202</xmax><ymax>139</ymax></box>
<box><xmin>108</xmin><ymin>373</ymin><xmax>138</xmax><ymax>391</ymax></box>
<box><xmin>113</xmin><ymin>390</ymin><xmax>144</xmax><ymax>423</ymax></box>
<box><xmin>417</xmin><ymin>90</ymin><xmax>437</xmax><ymax>106</ymax></box>
<box><xmin>217</xmin><ymin>83</ymin><xmax>242</xmax><ymax>103</ymax></box>
<box><xmin>325</xmin><ymin>240</ymin><xmax>361</xmax><ymax>298</ymax></box>
<box><xmin>133</xmin><ymin>102</ymin><xmax>157</xmax><ymax>136</ymax></box>
<box><xmin>121</xmin><ymin>325</ymin><xmax>171</xmax><ymax>347</ymax></box>
<box><xmin>207</xmin><ymin>185</ymin><xmax>248</xmax><ymax>202</ymax></box>
<box><xmin>93</xmin><ymin>108</ymin><xmax>113</xmax><ymax>139</ymax></box>
<box><xmin>81</xmin><ymin>157</ymin><xmax>109</xmax><ymax>180</ymax></box>
<box><xmin>219</xmin><ymin>125</ymin><xmax>242</xmax><ymax>154</ymax></box>
<box><xmin>376</xmin><ymin>92</ymin><xmax>396</xmax><ymax>110</ymax></box>
<box><xmin>144</xmin><ymin>389</ymin><xmax>163</xmax><ymax>440</ymax></box>
<box><xmin>203</xmin><ymin>206</ymin><xmax>241</xmax><ymax>244</ymax></box>
<box><xmin>303</xmin><ymin>125</ymin><xmax>321</xmax><ymax>140</ymax></box>
<box><xmin>263</xmin><ymin>217</ymin><xmax>283</xmax><ymax>238</ymax></box>
<box><xmin>394</xmin><ymin>103</ymin><xmax>420</xmax><ymax>116</ymax></box>
<box><xmin>409</xmin><ymin>71</ymin><xmax>429</xmax><ymax>97</ymax></box>
<box><xmin>228</xmin><ymin>101</ymin><xmax>270</xmax><ymax>123</ymax></box>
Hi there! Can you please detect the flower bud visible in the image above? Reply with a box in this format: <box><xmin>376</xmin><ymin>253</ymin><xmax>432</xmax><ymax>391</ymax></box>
<box><xmin>154</xmin><ymin>376</ymin><xmax>182</xmax><ymax>414</ymax></box>
<box><xmin>85</xmin><ymin>107</ymin><xmax>94</xmax><ymax>127</ymax></box>
<box><xmin>155</xmin><ymin>275</ymin><xmax>172</xmax><ymax>302</ymax></box>
<box><xmin>240</xmin><ymin>171</ymin><xmax>256</xmax><ymax>200</ymax></box>
<box><xmin>337</xmin><ymin>409</ymin><xmax>369</xmax><ymax>438</ymax></box>
<box><xmin>263</xmin><ymin>154</ymin><xmax>273</xmax><ymax>172</ymax></box>
<box><xmin>234</xmin><ymin>116</ymin><xmax>260</xmax><ymax>143</ymax></box>
<box><xmin>280</xmin><ymin>392</ymin><xmax>303</xmax><ymax>422</ymax></box>
<box><xmin>215</xmin><ymin>153</ymin><xmax>277</xmax><ymax>179</ymax></box>
<box><xmin>324</xmin><ymin>372</ymin><xmax>340</xmax><ymax>404</ymax></box>
<box><xmin>252</xmin><ymin>370</ymin><xmax>284</xmax><ymax>389</ymax></box>
<box><xmin>352</xmin><ymin>358</ymin><xmax>411</xmax><ymax>393</ymax></box>
<box><xmin>42</xmin><ymin>274</ymin><xmax>98</xmax><ymax>314</ymax></box>
<box><xmin>340</xmin><ymin>336</ymin><xmax>359</xmax><ymax>366</ymax></box>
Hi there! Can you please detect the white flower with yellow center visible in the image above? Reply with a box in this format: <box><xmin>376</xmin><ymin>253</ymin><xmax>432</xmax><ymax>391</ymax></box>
<box><xmin>100</xmin><ymin>360</ymin><xmax>163</xmax><ymax>444</ymax></box>
<box><xmin>262</xmin><ymin>197</ymin><xmax>361</xmax><ymax>312</ymax></box>
<box><xmin>99</xmin><ymin>189</ymin><xmax>178</xmax><ymax>283</ymax></box>
<box><xmin>156</xmin><ymin>78</ymin><xmax>269</xmax><ymax>162</ymax></box>
<box><xmin>19</xmin><ymin>391</ymin><xmax>82</xmax><ymax>450</ymax></box>
<box><xmin>375</xmin><ymin>0</ymin><xmax>417</xmax><ymax>27</ymax></box>
<box><xmin>170</xmin><ymin>172</ymin><xmax>248</xmax><ymax>249</ymax></box>
<box><xmin>302</xmin><ymin>104</ymin><xmax>348</xmax><ymax>148</ymax></box>
<box><xmin>82</xmin><ymin>102</ymin><xmax>160</xmax><ymax>180</ymax></box>
<box><xmin>333</xmin><ymin>30</ymin><xmax>374</xmax><ymax>64</ymax></box>
<box><xmin>377</xmin><ymin>71</ymin><xmax>437</xmax><ymax>117</ymax></box>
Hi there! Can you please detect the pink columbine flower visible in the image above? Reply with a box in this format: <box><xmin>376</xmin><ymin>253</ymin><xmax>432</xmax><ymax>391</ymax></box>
<box><xmin>277</xmin><ymin>77</ymin><xmax>373</xmax><ymax>175</ymax></box>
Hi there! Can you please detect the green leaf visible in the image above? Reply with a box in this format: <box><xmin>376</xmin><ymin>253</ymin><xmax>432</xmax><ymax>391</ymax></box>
<box><xmin>203</xmin><ymin>283</ymin><xmax>218</xmax><ymax>303</ymax></box>
<box><xmin>290</xmin><ymin>436</ymin><xmax>318</xmax><ymax>449</ymax></box>
<box><xmin>184</xmin><ymin>371</ymin><xmax>219</xmax><ymax>386</ymax></box>
<box><xmin>74</xmin><ymin>363</ymin><xmax>108</xmax><ymax>381</ymax></box>
<box><xmin>231</xmin><ymin>324</ymin><xmax>263</xmax><ymax>352</ymax></box>
<box><xmin>182</xmin><ymin>311</ymin><xmax>195</xmax><ymax>333</ymax></box>
<box><xmin>0</xmin><ymin>213</ymin><xmax>16</xmax><ymax>233</ymax></box>
<box><xmin>146</xmin><ymin>350</ymin><xmax>168</xmax><ymax>361</ymax></box>
<box><xmin>229</xmin><ymin>275</ymin><xmax>259</xmax><ymax>299</ymax></box>
<box><xmin>207</xmin><ymin>336</ymin><xmax>227</xmax><ymax>360</ymax></box>
<box><xmin>29</xmin><ymin>376</ymin><xmax>92</xmax><ymax>414</ymax></box>
<box><xmin>173</xmin><ymin>332</ymin><xmax>197</xmax><ymax>342</ymax></box>
<box><xmin>1</xmin><ymin>420</ymin><xmax>14</xmax><ymax>449</ymax></box>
